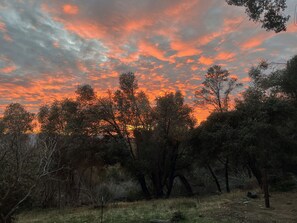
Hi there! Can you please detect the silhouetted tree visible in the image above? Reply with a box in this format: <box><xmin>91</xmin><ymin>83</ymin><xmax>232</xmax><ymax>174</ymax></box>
<box><xmin>37</xmin><ymin>86</ymin><xmax>107</xmax><ymax>206</ymax></box>
<box><xmin>97</xmin><ymin>72</ymin><xmax>153</xmax><ymax>199</ymax></box>
<box><xmin>233</xmin><ymin>56</ymin><xmax>297</xmax><ymax>207</ymax></box>
<box><xmin>195</xmin><ymin>65</ymin><xmax>242</xmax><ymax>112</ymax></box>
<box><xmin>0</xmin><ymin>104</ymin><xmax>57</xmax><ymax>222</ymax></box>
<box><xmin>195</xmin><ymin>65</ymin><xmax>242</xmax><ymax>192</ymax></box>
<box><xmin>280</xmin><ymin>55</ymin><xmax>297</xmax><ymax>101</ymax></box>
<box><xmin>235</xmin><ymin>89</ymin><xmax>296</xmax><ymax>208</ymax></box>
<box><xmin>140</xmin><ymin>91</ymin><xmax>195</xmax><ymax>197</ymax></box>
<box><xmin>190</xmin><ymin>111</ymin><xmax>241</xmax><ymax>193</ymax></box>
<box><xmin>226</xmin><ymin>0</ymin><xmax>290</xmax><ymax>33</ymax></box>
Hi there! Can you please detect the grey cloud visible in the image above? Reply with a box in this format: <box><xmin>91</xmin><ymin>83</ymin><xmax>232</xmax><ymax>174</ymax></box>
<box><xmin>0</xmin><ymin>0</ymin><xmax>108</xmax><ymax>78</ymax></box>
<box><xmin>0</xmin><ymin>0</ymin><xmax>296</xmax><ymax>113</ymax></box>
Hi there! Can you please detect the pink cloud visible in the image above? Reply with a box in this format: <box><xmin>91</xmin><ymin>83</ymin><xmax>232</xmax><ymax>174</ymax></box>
<box><xmin>63</xmin><ymin>4</ymin><xmax>79</xmax><ymax>15</ymax></box>
<box><xmin>0</xmin><ymin>65</ymin><xmax>17</xmax><ymax>73</ymax></box>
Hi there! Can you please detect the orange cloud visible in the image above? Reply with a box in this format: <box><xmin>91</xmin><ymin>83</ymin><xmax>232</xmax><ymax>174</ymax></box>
<box><xmin>91</xmin><ymin>71</ymin><xmax>118</xmax><ymax>80</ymax></box>
<box><xmin>63</xmin><ymin>4</ymin><xmax>79</xmax><ymax>15</ymax></box>
<box><xmin>215</xmin><ymin>52</ymin><xmax>236</xmax><ymax>61</ymax></box>
<box><xmin>138</xmin><ymin>40</ymin><xmax>174</xmax><ymax>62</ymax></box>
<box><xmin>191</xmin><ymin>65</ymin><xmax>198</xmax><ymax>71</ymax></box>
<box><xmin>241</xmin><ymin>38</ymin><xmax>263</xmax><ymax>49</ymax></box>
<box><xmin>199</xmin><ymin>56</ymin><xmax>213</xmax><ymax>65</ymax></box>
<box><xmin>194</xmin><ymin>107</ymin><xmax>211</xmax><ymax>124</ymax></box>
<box><xmin>58</xmin><ymin>19</ymin><xmax>106</xmax><ymax>40</ymax></box>
<box><xmin>170</xmin><ymin>40</ymin><xmax>202</xmax><ymax>58</ymax></box>
<box><xmin>5</xmin><ymin>0</ymin><xmax>295</xmax><ymax>125</ymax></box>
<box><xmin>77</xmin><ymin>61</ymin><xmax>90</xmax><ymax>73</ymax></box>
<box><xmin>187</xmin><ymin>59</ymin><xmax>195</xmax><ymax>63</ymax></box>
<box><xmin>124</xmin><ymin>19</ymin><xmax>153</xmax><ymax>32</ymax></box>
<box><xmin>165</xmin><ymin>0</ymin><xmax>199</xmax><ymax>17</ymax></box>
<box><xmin>118</xmin><ymin>52</ymin><xmax>140</xmax><ymax>63</ymax></box>
<box><xmin>197</xmin><ymin>16</ymin><xmax>244</xmax><ymax>48</ymax></box>
<box><xmin>241</xmin><ymin>32</ymin><xmax>273</xmax><ymax>50</ymax></box>
<box><xmin>198</xmin><ymin>32</ymin><xmax>221</xmax><ymax>46</ymax></box>
<box><xmin>229</xmin><ymin>74</ymin><xmax>239</xmax><ymax>79</ymax></box>
<box><xmin>241</xmin><ymin>77</ymin><xmax>251</xmax><ymax>83</ymax></box>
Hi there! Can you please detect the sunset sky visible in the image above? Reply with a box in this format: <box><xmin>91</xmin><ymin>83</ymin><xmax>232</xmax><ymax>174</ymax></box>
<box><xmin>0</xmin><ymin>0</ymin><xmax>296</xmax><ymax>122</ymax></box>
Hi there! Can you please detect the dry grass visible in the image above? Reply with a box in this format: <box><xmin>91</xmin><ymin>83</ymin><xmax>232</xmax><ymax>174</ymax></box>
<box><xmin>17</xmin><ymin>190</ymin><xmax>297</xmax><ymax>223</ymax></box>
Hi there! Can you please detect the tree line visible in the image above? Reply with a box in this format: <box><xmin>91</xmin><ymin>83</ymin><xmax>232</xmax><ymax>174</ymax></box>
<box><xmin>1</xmin><ymin>55</ymin><xmax>297</xmax><ymax>222</ymax></box>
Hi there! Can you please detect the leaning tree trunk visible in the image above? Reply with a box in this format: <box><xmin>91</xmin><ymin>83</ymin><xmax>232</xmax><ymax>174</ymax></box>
<box><xmin>262</xmin><ymin>168</ymin><xmax>270</xmax><ymax>208</ymax></box>
<box><xmin>165</xmin><ymin>152</ymin><xmax>178</xmax><ymax>198</ymax></box>
<box><xmin>166</xmin><ymin>174</ymin><xmax>175</xmax><ymax>198</ymax></box>
<box><xmin>225</xmin><ymin>157</ymin><xmax>230</xmax><ymax>193</ymax></box>
<box><xmin>136</xmin><ymin>174</ymin><xmax>151</xmax><ymax>200</ymax></box>
<box><xmin>248</xmin><ymin>156</ymin><xmax>263</xmax><ymax>188</ymax></box>
<box><xmin>207</xmin><ymin>164</ymin><xmax>222</xmax><ymax>193</ymax></box>
<box><xmin>177</xmin><ymin>174</ymin><xmax>193</xmax><ymax>196</ymax></box>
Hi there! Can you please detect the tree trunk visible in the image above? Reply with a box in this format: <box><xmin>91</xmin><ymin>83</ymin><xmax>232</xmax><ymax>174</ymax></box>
<box><xmin>262</xmin><ymin>168</ymin><xmax>270</xmax><ymax>208</ymax></box>
<box><xmin>137</xmin><ymin>174</ymin><xmax>151</xmax><ymax>200</ymax></box>
<box><xmin>248</xmin><ymin>157</ymin><xmax>263</xmax><ymax>188</ymax></box>
<box><xmin>58</xmin><ymin>181</ymin><xmax>61</xmax><ymax>208</ymax></box>
<box><xmin>151</xmin><ymin>173</ymin><xmax>164</xmax><ymax>198</ymax></box>
<box><xmin>207</xmin><ymin>164</ymin><xmax>222</xmax><ymax>193</ymax></box>
<box><xmin>225</xmin><ymin>158</ymin><xmax>230</xmax><ymax>193</ymax></box>
<box><xmin>247</xmin><ymin>166</ymin><xmax>252</xmax><ymax>178</ymax></box>
<box><xmin>0</xmin><ymin>214</ymin><xmax>13</xmax><ymax>223</ymax></box>
<box><xmin>177</xmin><ymin>174</ymin><xmax>193</xmax><ymax>196</ymax></box>
<box><xmin>165</xmin><ymin>176</ymin><xmax>174</xmax><ymax>198</ymax></box>
<box><xmin>90</xmin><ymin>166</ymin><xmax>93</xmax><ymax>189</ymax></box>
<box><xmin>165</xmin><ymin>142</ymin><xmax>179</xmax><ymax>198</ymax></box>
<box><xmin>165</xmin><ymin>158</ymin><xmax>177</xmax><ymax>198</ymax></box>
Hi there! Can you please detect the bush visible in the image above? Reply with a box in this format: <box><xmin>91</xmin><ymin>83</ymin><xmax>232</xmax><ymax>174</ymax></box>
<box><xmin>270</xmin><ymin>174</ymin><xmax>297</xmax><ymax>192</ymax></box>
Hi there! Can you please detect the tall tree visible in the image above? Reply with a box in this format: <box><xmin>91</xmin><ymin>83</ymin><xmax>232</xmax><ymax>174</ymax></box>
<box><xmin>97</xmin><ymin>72</ymin><xmax>153</xmax><ymax>199</ymax></box>
<box><xmin>142</xmin><ymin>91</ymin><xmax>195</xmax><ymax>197</ymax></box>
<box><xmin>233</xmin><ymin>55</ymin><xmax>297</xmax><ymax>207</ymax></box>
<box><xmin>98</xmin><ymin>74</ymin><xmax>196</xmax><ymax>198</ymax></box>
<box><xmin>37</xmin><ymin>85</ymin><xmax>107</xmax><ymax>206</ymax></box>
<box><xmin>190</xmin><ymin>111</ymin><xmax>241</xmax><ymax>193</ymax></box>
<box><xmin>195</xmin><ymin>65</ymin><xmax>242</xmax><ymax>192</ymax></box>
<box><xmin>195</xmin><ymin>65</ymin><xmax>242</xmax><ymax>112</ymax></box>
<box><xmin>0</xmin><ymin>104</ymin><xmax>56</xmax><ymax>223</ymax></box>
<box><xmin>235</xmin><ymin>88</ymin><xmax>296</xmax><ymax>208</ymax></box>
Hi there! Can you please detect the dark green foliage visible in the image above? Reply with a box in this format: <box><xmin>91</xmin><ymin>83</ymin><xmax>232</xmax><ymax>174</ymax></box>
<box><xmin>191</xmin><ymin>54</ymin><xmax>297</xmax><ymax>207</ymax></box>
<box><xmin>270</xmin><ymin>174</ymin><xmax>297</xmax><ymax>192</ymax></box>
<box><xmin>226</xmin><ymin>0</ymin><xmax>290</xmax><ymax>33</ymax></box>
<box><xmin>281</xmin><ymin>55</ymin><xmax>297</xmax><ymax>100</ymax></box>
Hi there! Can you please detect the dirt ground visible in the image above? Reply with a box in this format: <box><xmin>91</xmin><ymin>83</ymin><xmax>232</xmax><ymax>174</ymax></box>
<box><xmin>212</xmin><ymin>190</ymin><xmax>297</xmax><ymax>223</ymax></box>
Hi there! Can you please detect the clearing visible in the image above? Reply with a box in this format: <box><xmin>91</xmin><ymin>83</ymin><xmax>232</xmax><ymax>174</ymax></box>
<box><xmin>17</xmin><ymin>190</ymin><xmax>297</xmax><ymax>223</ymax></box>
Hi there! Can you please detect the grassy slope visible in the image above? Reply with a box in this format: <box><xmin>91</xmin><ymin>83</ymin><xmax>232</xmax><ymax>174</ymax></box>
<box><xmin>17</xmin><ymin>190</ymin><xmax>297</xmax><ymax>223</ymax></box>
